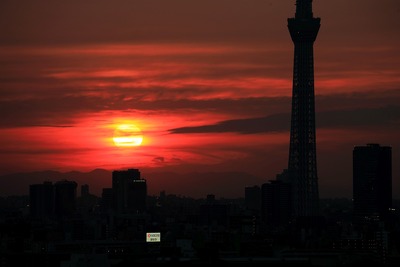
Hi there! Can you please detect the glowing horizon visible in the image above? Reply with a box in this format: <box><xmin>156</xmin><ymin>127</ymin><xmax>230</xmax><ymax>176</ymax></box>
<box><xmin>1</xmin><ymin>0</ymin><xmax>399</xmax><ymax>198</ymax></box>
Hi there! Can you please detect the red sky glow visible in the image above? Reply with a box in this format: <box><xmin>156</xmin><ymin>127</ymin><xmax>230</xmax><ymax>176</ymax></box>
<box><xmin>1</xmin><ymin>0</ymin><xmax>400</xmax><ymax>198</ymax></box>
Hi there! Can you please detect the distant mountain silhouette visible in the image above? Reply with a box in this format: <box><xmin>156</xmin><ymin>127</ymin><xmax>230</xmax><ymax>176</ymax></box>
<box><xmin>0</xmin><ymin>169</ymin><xmax>263</xmax><ymax>198</ymax></box>
<box><xmin>144</xmin><ymin>171</ymin><xmax>262</xmax><ymax>199</ymax></box>
<box><xmin>0</xmin><ymin>169</ymin><xmax>111</xmax><ymax>197</ymax></box>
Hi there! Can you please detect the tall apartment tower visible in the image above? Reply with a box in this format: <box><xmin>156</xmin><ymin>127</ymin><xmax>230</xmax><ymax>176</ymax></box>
<box><xmin>353</xmin><ymin>144</ymin><xmax>392</xmax><ymax>222</ymax></box>
<box><xmin>81</xmin><ymin>184</ymin><xmax>89</xmax><ymax>197</ymax></box>
<box><xmin>54</xmin><ymin>180</ymin><xmax>78</xmax><ymax>219</ymax></box>
<box><xmin>287</xmin><ymin>0</ymin><xmax>320</xmax><ymax>217</ymax></box>
<box><xmin>245</xmin><ymin>185</ymin><xmax>261</xmax><ymax>213</ymax></box>
<box><xmin>29</xmin><ymin>181</ymin><xmax>54</xmax><ymax>220</ymax></box>
<box><xmin>261</xmin><ymin>180</ymin><xmax>292</xmax><ymax>229</ymax></box>
<box><xmin>112</xmin><ymin>168</ymin><xmax>147</xmax><ymax>214</ymax></box>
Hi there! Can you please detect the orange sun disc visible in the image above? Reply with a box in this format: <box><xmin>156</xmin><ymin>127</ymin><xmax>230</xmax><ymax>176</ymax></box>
<box><xmin>113</xmin><ymin>124</ymin><xmax>143</xmax><ymax>147</ymax></box>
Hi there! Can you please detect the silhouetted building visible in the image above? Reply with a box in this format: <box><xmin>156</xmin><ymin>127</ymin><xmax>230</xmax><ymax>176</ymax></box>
<box><xmin>245</xmin><ymin>185</ymin><xmax>261</xmax><ymax>213</ymax></box>
<box><xmin>199</xmin><ymin>195</ymin><xmax>229</xmax><ymax>227</ymax></box>
<box><xmin>206</xmin><ymin>194</ymin><xmax>215</xmax><ymax>203</ymax></box>
<box><xmin>261</xmin><ymin>180</ymin><xmax>292</xmax><ymax>229</ymax></box>
<box><xmin>287</xmin><ymin>0</ymin><xmax>320</xmax><ymax>218</ymax></box>
<box><xmin>101</xmin><ymin>188</ymin><xmax>113</xmax><ymax>212</ymax></box>
<box><xmin>112</xmin><ymin>168</ymin><xmax>147</xmax><ymax>214</ymax></box>
<box><xmin>54</xmin><ymin>180</ymin><xmax>77</xmax><ymax>219</ymax></box>
<box><xmin>81</xmin><ymin>184</ymin><xmax>89</xmax><ymax>198</ymax></box>
<box><xmin>276</xmin><ymin>169</ymin><xmax>290</xmax><ymax>182</ymax></box>
<box><xmin>353</xmin><ymin>144</ymin><xmax>392</xmax><ymax>223</ymax></box>
<box><xmin>29</xmin><ymin>181</ymin><xmax>54</xmax><ymax>219</ymax></box>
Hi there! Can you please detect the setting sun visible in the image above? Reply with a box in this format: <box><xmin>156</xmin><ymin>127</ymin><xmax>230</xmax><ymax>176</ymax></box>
<box><xmin>113</xmin><ymin>124</ymin><xmax>143</xmax><ymax>147</ymax></box>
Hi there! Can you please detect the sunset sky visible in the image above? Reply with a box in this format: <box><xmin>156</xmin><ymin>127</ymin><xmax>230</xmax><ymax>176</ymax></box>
<box><xmin>1</xmin><ymin>0</ymin><xmax>399</xmax><ymax>198</ymax></box>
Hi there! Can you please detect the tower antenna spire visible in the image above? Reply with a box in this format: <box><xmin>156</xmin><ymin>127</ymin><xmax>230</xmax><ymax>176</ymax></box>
<box><xmin>295</xmin><ymin>0</ymin><xmax>313</xmax><ymax>19</ymax></box>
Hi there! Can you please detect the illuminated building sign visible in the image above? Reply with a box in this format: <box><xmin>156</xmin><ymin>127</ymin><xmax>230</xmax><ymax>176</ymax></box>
<box><xmin>146</xmin><ymin>232</ymin><xmax>161</xmax><ymax>242</ymax></box>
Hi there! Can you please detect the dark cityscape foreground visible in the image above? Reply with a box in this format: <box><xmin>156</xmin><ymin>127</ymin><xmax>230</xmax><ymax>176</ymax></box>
<box><xmin>0</xmin><ymin>158</ymin><xmax>399</xmax><ymax>267</ymax></box>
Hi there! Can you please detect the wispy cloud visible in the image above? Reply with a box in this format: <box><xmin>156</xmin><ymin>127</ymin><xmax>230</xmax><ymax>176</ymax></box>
<box><xmin>169</xmin><ymin>105</ymin><xmax>400</xmax><ymax>134</ymax></box>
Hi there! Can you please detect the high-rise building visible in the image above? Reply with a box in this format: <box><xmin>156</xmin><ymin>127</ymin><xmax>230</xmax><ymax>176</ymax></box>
<box><xmin>101</xmin><ymin>188</ymin><xmax>113</xmax><ymax>212</ymax></box>
<box><xmin>353</xmin><ymin>144</ymin><xmax>392</xmax><ymax>222</ymax></box>
<box><xmin>199</xmin><ymin>194</ymin><xmax>229</xmax><ymax>228</ymax></box>
<box><xmin>112</xmin><ymin>168</ymin><xmax>147</xmax><ymax>214</ymax></box>
<box><xmin>245</xmin><ymin>185</ymin><xmax>261</xmax><ymax>213</ymax></box>
<box><xmin>287</xmin><ymin>0</ymin><xmax>320</xmax><ymax>217</ymax></box>
<box><xmin>29</xmin><ymin>181</ymin><xmax>54</xmax><ymax>220</ymax></box>
<box><xmin>261</xmin><ymin>180</ymin><xmax>292</xmax><ymax>229</ymax></box>
<box><xmin>81</xmin><ymin>184</ymin><xmax>89</xmax><ymax>198</ymax></box>
<box><xmin>54</xmin><ymin>180</ymin><xmax>78</xmax><ymax>219</ymax></box>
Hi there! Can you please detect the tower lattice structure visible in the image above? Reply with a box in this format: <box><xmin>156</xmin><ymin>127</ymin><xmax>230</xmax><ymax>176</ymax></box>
<box><xmin>287</xmin><ymin>0</ymin><xmax>320</xmax><ymax>217</ymax></box>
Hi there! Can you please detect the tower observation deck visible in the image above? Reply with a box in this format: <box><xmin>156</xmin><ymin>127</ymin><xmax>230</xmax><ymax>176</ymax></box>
<box><xmin>287</xmin><ymin>0</ymin><xmax>320</xmax><ymax>217</ymax></box>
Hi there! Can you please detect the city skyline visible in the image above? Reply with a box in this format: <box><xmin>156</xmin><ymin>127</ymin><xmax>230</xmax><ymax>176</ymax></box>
<box><xmin>1</xmin><ymin>0</ymin><xmax>400</xmax><ymax>199</ymax></box>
